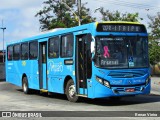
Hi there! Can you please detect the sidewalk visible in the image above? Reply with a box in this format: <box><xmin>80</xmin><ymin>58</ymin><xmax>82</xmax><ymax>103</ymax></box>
<box><xmin>151</xmin><ymin>77</ymin><xmax>160</xmax><ymax>95</ymax></box>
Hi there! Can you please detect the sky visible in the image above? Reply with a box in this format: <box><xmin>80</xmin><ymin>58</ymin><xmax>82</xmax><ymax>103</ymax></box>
<box><xmin>0</xmin><ymin>0</ymin><xmax>160</xmax><ymax>50</ymax></box>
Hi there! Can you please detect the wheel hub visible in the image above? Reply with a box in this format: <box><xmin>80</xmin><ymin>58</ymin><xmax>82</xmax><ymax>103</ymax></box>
<box><xmin>69</xmin><ymin>85</ymin><xmax>76</xmax><ymax>98</ymax></box>
<box><xmin>23</xmin><ymin>83</ymin><xmax>27</xmax><ymax>92</ymax></box>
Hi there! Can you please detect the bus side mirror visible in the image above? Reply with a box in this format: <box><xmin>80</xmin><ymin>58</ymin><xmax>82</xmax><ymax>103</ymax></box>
<box><xmin>91</xmin><ymin>41</ymin><xmax>95</xmax><ymax>54</ymax></box>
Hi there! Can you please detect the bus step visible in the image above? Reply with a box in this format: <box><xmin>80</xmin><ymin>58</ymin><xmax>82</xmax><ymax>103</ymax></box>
<box><xmin>77</xmin><ymin>94</ymin><xmax>87</xmax><ymax>97</ymax></box>
<box><xmin>40</xmin><ymin>89</ymin><xmax>48</xmax><ymax>93</ymax></box>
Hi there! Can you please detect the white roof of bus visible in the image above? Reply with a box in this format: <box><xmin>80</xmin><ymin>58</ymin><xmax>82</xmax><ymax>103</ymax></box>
<box><xmin>36</xmin><ymin>28</ymin><xmax>66</xmax><ymax>36</ymax></box>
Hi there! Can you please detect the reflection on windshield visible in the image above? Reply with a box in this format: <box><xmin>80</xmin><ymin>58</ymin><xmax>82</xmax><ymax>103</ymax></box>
<box><xmin>95</xmin><ymin>36</ymin><xmax>148</xmax><ymax>68</ymax></box>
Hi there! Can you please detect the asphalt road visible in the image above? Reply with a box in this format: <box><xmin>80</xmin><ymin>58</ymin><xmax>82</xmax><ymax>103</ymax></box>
<box><xmin>0</xmin><ymin>77</ymin><xmax>160</xmax><ymax>120</ymax></box>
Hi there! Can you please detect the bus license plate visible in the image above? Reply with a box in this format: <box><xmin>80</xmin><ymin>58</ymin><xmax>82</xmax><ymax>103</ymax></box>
<box><xmin>125</xmin><ymin>88</ymin><xmax>135</xmax><ymax>92</ymax></box>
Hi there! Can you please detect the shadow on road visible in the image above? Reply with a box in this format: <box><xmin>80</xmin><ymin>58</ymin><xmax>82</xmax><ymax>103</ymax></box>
<box><xmin>17</xmin><ymin>89</ymin><xmax>67</xmax><ymax>101</ymax></box>
<box><xmin>80</xmin><ymin>94</ymin><xmax>160</xmax><ymax>106</ymax></box>
<box><xmin>16</xmin><ymin>88</ymin><xmax>160</xmax><ymax>106</ymax></box>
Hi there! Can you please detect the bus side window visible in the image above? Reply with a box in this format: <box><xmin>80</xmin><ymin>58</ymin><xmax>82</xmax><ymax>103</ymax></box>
<box><xmin>7</xmin><ymin>46</ymin><xmax>13</xmax><ymax>61</ymax></box>
<box><xmin>13</xmin><ymin>44</ymin><xmax>20</xmax><ymax>60</ymax></box>
<box><xmin>61</xmin><ymin>34</ymin><xmax>73</xmax><ymax>57</ymax></box>
<box><xmin>29</xmin><ymin>41</ymin><xmax>38</xmax><ymax>59</ymax></box>
<box><xmin>21</xmin><ymin>42</ymin><xmax>28</xmax><ymax>60</ymax></box>
<box><xmin>48</xmin><ymin>37</ymin><xmax>59</xmax><ymax>58</ymax></box>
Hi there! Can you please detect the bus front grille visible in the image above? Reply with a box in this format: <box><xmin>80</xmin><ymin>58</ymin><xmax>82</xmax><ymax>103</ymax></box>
<box><xmin>108</xmin><ymin>71</ymin><xmax>146</xmax><ymax>78</ymax></box>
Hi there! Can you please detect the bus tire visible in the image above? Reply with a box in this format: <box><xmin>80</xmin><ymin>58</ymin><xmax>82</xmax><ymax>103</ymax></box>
<box><xmin>22</xmin><ymin>77</ymin><xmax>30</xmax><ymax>94</ymax></box>
<box><xmin>65</xmin><ymin>79</ymin><xmax>78</xmax><ymax>102</ymax></box>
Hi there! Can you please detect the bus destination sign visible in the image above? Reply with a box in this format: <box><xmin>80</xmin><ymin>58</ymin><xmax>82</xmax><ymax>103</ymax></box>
<box><xmin>96</xmin><ymin>23</ymin><xmax>146</xmax><ymax>32</ymax></box>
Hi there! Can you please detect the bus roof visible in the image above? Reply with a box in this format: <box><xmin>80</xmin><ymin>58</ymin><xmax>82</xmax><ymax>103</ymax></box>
<box><xmin>7</xmin><ymin>21</ymin><xmax>144</xmax><ymax>45</ymax></box>
<box><xmin>96</xmin><ymin>21</ymin><xmax>140</xmax><ymax>24</ymax></box>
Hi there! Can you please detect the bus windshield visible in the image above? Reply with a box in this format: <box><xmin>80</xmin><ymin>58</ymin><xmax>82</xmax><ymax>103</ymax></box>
<box><xmin>95</xmin><ymin>36</ymin><xmax>148</xmax><ymax>69</ymax></box>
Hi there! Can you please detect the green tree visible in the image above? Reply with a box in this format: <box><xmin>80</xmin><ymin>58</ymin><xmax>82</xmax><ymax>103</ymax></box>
<box><xmin>148</xmin><ymin>12</ymin><xmax>160</xmax><ymax>39</ymax></box>
<box><xmin>148</xmin><ymin>12</ymin><xmax>160</xmax><ymax>65</ymax></box>
<box><xmin>80</xmin><ymin>2</ymin><xmax>96</xmax><ymax>25</ymax></box>
<box><xmin>149</xmin><ymin>40</ymin><xmax>160</xmax><ymax>65</ymax></box>
<box><xmin>35</xmin><ymin>0</ymin><xmax>95</xmax><ymax>31</ymax></box>
<box><xmin>96</xmin><ymin>7</ymin><xmax>141</xmax><ymax>22</ymax></box>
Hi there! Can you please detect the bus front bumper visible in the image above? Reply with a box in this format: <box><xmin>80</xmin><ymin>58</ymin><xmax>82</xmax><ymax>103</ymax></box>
<box><xmin>92</xmin><ymin>82</ymin><xmax>151</xmax><ymax>98</ymax></box>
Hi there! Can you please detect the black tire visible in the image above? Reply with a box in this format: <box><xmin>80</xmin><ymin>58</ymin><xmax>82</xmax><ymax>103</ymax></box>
<box><xmin>65</xmin><ymin>79</ymin><xmax>79</xmax><ymax>102</ymax></box>
<box><xmin>22</xmin><ymin>77</ymin><xmax>30</xmax><ymax>94</ymax></box>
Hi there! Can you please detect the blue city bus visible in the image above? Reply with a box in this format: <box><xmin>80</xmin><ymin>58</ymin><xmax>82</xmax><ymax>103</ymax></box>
<box><xmin>6</xmin><ymin>21</ymin><xmax>150</xmax><ymax>102</ymax></box>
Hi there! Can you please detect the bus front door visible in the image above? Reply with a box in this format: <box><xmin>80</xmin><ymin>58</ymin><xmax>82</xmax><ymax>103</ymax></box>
<box><xmin>76</xmin><ymin>34</ymin><xmax>92</xmax><ymax>96</ymax></box>
<box><xmin>39</xmin><ymin>42</ymin><xmax>47</xmax><ymax>90</ymax></box>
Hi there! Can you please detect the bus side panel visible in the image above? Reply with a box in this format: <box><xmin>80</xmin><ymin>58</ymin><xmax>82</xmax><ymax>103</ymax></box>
<box><xmin>26</xmin><ymin>60</ymin><xmax>39</xmax><ymax>90</ymax></box>
<box><xmin>6</xmin><ymin>61</ymin><xmax>15</xmax><ymax>85</ymax></box>
<box><xmin>6</xmin><ymin>61</ymin><xmax>22</xmax><ymax>87</ymax></box>
<box><xmin>48</xmin><ymin>75</ymin><xmax>64</xmax><ymax>94</ymax></box>
<box><xmin>6</xmin><ymin>60</ymin><xmax>39</xmax><ymax>90</ymax></box>
<box><xmin>47</xmin><ymin>59</ymin><xmax>75</xmax><ymax>94</ymax></box>
<box><xmin>47</xmin><ymin>59</ymin><xmax>64</xmax><ymax>93</ymax></box>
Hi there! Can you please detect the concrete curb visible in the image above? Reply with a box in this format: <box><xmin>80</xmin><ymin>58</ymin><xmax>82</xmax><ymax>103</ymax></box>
<box><xmin>150</xmin><ymin>91</ymin><xmax>160</xmax><ymax>95</ymax></box>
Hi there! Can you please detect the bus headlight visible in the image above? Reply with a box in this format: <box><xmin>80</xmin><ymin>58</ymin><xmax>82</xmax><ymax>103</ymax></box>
<box><xmin>104</xmin><ymin>80</ymin><xmax>110</xmax><ymax>88</ymax></box>
<box><xmin>145</xmin><ymin>77</ymin><xmax>150</xmax><ymax>86</ymax></box>
<box><xmin>96</xmin><ymin>76</ymin><xmax>110</xmax><ymax>88</ymax></box>
<box><xmin>96</xmin><ymin>76</ymin><xmax>103</xmax><ymax>84</ymax></box>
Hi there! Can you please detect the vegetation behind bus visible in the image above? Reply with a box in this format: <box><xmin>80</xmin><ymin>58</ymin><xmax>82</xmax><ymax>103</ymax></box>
<box><xmin>148</xmin><ymin>12</ymin><xmax>160</xmax><ymax>75</ymax></box>
<box><xmin>35</xmin><ymin>0</ymin><xmax>96</xmax><ymax>31</ymax></box>
<box><xmin>35</xmin><ymin>0</ymin><xmax>140</xmax><ymax>31</ymax></box>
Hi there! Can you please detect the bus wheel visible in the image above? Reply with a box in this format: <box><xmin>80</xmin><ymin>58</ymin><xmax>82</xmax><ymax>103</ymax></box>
<box><xmin>65</xmin><ymin>79</ymin><xmax>78</xmax><ymax>102</ymax></box>
<box><xmin>22</xmin><ymin>77</ymin><xmax>30</xmax><ymax>94</ymax></box>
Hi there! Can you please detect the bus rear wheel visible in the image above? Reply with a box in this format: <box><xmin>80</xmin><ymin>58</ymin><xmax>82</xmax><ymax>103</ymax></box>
<box><xmin>65</xmin><ymin>79</ymin><xmax>79</xmax><ymax>102</ymax></box>
<box><xmin>22</xmin><ymin>77</ymin><xmax>30</xmax><ymax>94</ymax></box>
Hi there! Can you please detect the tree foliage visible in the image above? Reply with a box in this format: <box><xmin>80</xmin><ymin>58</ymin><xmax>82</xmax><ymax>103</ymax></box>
<box><xmin>97</xmin><ymin>7</ymin><xmax>141</xmax><ymax>22</ymax></box>
<box><xmin>35</xmin><ymin>0</ymin><xmax>95</xmax><ymax>31</ymax></box>
<box><xmin>148</xmin><ymin>12</ymin><xmax>160</xmax><ymax>39</ymax></box>
<box><xmin>149</xmin><ymin>40</ymin><xmax>160</xmax><ymax>65</ymax></box>
<box><xmin>148</xmin><ymin>12</ymin><xmax>160</xmax><ymax>65</ymax></box>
